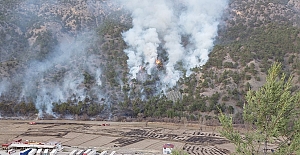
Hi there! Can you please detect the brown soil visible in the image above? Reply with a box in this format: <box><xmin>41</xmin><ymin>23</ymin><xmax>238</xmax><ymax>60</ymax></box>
<box><xmin>0</xmin><ymin>120</ymin><xmax>235</xmax><ymax>155</ymax></box>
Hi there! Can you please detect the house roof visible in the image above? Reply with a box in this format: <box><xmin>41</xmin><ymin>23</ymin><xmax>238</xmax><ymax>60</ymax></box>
<box><xmin>8</xmin><ymin>143</ymin><xmax>56</xmax><ymax>149</ymax></box>
<box><xmin>163</xmin><ymin>143</ymin><xmax>174</xmax><ymax>148</ymax></box>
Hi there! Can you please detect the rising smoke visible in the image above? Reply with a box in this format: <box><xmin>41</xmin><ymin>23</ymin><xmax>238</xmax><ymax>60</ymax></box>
<box><xmin>0</xmin><ymin>0</ymin><xmax>228</xmax><ymax>117</ymax></box>
<box><xmin>20</xmin><ymin>34</ymin><xmax>93</xmax><ymax>116</ymax></box>
<box><xmin>0</xmin><ymin>0</ymin><xmax>115</xmax><ymax>117</ymax></box>
<box><xmin>0</xmin><ymin>81</ymin><xmax>9</xmax><ymax>97</ymax></box>
<box><xmin>120</xmin><ymin>0</ymin><xmax>228</xmax><ymax>89</ymax></box>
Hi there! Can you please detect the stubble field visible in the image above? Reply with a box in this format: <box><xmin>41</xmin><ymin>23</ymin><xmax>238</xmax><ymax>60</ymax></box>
<box><xmin>0</xmin><ymin>120</ymin><xmax>234</xmax><ymax>155</ymax></box>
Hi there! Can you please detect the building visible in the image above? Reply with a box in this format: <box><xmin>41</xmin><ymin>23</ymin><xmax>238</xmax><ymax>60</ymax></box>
<box><xmin>162</xmin><ymin>143</ymin><xmax>174</xmax><ymax>154</ymax></box>
<box><xmin>4</xmin><ymin>140</ymin><xmax>61</xmax><ymax>150</ymax></box>
<box><xmin>2</xmin><ymin>139</ymin><xmax>22</xmax><ymax>150</ymax></box>
<box><xmin>8</xmin><ymin>143</ymin><xmax>56</xmax><ymax>150</ymax></box>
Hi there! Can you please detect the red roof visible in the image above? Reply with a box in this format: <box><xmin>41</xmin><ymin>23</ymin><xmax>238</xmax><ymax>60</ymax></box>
<box><xmin>2</xmin><ymin>143</ymin><xmax>11</xmax><ymax>147</ymax></box>
<box><xmin>2</xmin><ymin>139</ymin><xmax>22</xmax><ymax>147</ymax></box>
<box><xmin>163</xmin><ymin>143</ymin><xmax>174</xmax><ymax>148</ymax></box>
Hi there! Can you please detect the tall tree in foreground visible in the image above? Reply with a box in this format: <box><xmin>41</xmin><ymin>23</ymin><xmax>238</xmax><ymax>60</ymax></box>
<box><xmin>219</xmin><ymin>62</ymin><xmax>300</xmax><ymax>155</ymax></box>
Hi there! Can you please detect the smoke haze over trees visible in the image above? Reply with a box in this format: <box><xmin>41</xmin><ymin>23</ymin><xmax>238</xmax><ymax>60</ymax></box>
<box><xmin>120</xmin><ymin>0</ymin><xmax>228</xmax><ymax>89</ymax></box>
<box><xmin>0</xmin><ymin>0</ymin><xmax>300</xmax><ymax>124</ymax></box>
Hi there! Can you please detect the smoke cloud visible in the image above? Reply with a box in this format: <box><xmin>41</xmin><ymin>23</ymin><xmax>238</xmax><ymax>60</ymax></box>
<box><xmin>0</xmin><ymin>0</ymin><xmax>228</xmax><ymax>116</ymax></box>
<box><xmin>0</xmin><ymin>81</ymin><xmax>9</xmax><ymax>97</ymax></box>
<box><xmin>0</xmin><ymin>0</ymin><xmax>118</xmax><ymax>116</ymax></box>
<box><xmin>20</xmin><ymin>34</ymin><xmax>92</xmax><ymax>116</ymax></box>
<box><xmin>121</xmin><ymin>0</ymin><xmax>228</xmax><ymax>89</ymax></box>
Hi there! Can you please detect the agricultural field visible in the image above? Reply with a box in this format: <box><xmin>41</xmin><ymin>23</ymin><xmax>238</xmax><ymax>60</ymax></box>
<box><xmin>0</xmin><ymin>120</ymin><xmax>234</xmax><ymax>155</ymax></box>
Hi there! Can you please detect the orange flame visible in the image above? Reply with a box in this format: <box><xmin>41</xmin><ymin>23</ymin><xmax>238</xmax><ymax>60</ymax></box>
<box><xmin>155</xmin><ymin>59</ymin><xmax>161</xmax><ymax>65</ymax></box>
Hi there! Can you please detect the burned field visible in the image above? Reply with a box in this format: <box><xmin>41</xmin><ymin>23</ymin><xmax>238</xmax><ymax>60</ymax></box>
<box><xmin>183</xmin><ymin>144</ymin><xmax>230</xmax><ymax>155</ymax></box>
<box><xmin>0</xmin><ymin>120</ymin><xmax>234</xmax><ymax>155</ymax></box>
<box><xmin>121</xmin><ymin>128</ymin><xmax>229</xmax><ymax>145</ymax></box>
<box><xmin>119</xmin><ymin>128</ymin><xmax>230</xmax><ymax>155</ymax></box>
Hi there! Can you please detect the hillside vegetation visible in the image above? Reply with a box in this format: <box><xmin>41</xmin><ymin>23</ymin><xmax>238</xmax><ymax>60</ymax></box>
<box><xmin>0</xmin><ymin>0</ymin><xmax>300</xmax><ymax>124</ymax></box>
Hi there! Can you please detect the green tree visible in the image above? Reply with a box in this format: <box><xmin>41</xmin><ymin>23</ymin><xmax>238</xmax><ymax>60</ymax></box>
<box><xmin>171</xmin><ymin>149</ymin><xmax>189</xmax><ymax>155</ymax></box>
<box><xmin>219</xmin><ymin>62</ymin><xmax>300</xmax><ymax>155</ymax></box>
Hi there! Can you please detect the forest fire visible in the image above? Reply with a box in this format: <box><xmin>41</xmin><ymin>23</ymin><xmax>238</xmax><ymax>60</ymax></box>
<box><xmin>155</xmin><ymin>59</ymin><xmax>164</xmax><ymax>70</ymax></box>
<box><xmin>155</xmin><ymin>59</ymin><xmax>162</xmax><ymax>66</ymax></box>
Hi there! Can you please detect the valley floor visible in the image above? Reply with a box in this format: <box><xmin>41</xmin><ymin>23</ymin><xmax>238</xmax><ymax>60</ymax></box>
<box><xmin>0</xmin><ymin>120</ymin><xmax>234</xmax><ymax>155</ymax></box>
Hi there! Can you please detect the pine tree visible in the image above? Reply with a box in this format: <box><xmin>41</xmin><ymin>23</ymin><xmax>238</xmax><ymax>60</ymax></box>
<box><xmin>219</xmin><ymin>62</ymin><xmax>300</xmax><ymax>155</ymax></box>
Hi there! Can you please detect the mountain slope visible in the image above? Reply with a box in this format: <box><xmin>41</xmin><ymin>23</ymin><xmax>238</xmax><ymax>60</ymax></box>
<box><xmin>0</xmin><ymin>0</ymin><xmax>300</xmax><ymax>122</ymax></box>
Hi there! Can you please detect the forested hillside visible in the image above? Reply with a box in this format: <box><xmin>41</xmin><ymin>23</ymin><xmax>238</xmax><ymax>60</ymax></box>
<box><xmin>1</xmin><ymin>0</ymin><xmax>300</xmax><ymax>124</ymax></box>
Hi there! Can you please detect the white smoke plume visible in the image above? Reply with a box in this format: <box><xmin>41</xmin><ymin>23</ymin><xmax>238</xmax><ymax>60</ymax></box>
<box><xmin>121</xmin><ymin>0</ymin><xmax>228</xmax><ymax>89</ymax></box>
<box><xmin>0</xmin><ymin>81</ymin><xmax>9</xmax><ymax>97</ymax></box>
<box><xmin>0</xmin><ymin>0</ymin><xmax>122</xmax><ymax>116</ymax></box>
<box><xmin>20</xmin><ymin>33</ymin><xmax>93</xmax><ymax>116</ymax></box>
<box><xmin>95</xmin><ymin>69</ymin><xmax>102</xmax><ymax>86</ymax></box>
